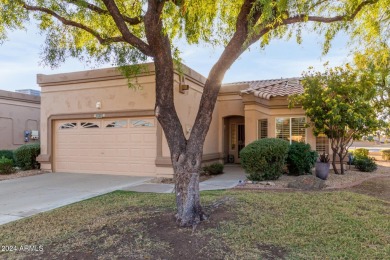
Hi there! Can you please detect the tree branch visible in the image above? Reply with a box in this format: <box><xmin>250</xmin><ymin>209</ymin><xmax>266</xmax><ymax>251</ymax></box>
<box><xmin>247</xmin><ymin>0</ymin><xmax>378</xmax><ymax>47</ymax></box>
<box><xmin>19</xmin><ymin>1</ymin><xmax>125</xmax><ymax>45</ymax></box>
<box><xmin>102</xmin><ymin>0</ymin><xmax>153</xmax><ymax>56</ymax></box>
<box><xmin>65</xmin><ymin>0</ymin><xmax>143</xmax><ymax>25</ymax></box>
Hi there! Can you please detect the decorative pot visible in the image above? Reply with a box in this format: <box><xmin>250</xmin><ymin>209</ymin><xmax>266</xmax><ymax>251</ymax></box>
<box><xmin>315</xmin><ymin>162</ymin><xmax>330</xmax><ymax>180</ymax></box>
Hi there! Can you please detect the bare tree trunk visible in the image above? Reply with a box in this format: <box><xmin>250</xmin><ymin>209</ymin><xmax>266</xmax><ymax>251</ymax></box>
<box><xmin>143</xmin><ymin>0</ymin><xmax>207</xmax><ymax>227</ymax></box>
<box><xmin>332</xmin><ymin>148</ymin><xmax>340</xmax><ymax>175</ymax></box>
<box><xmin>338</xmin><ymin>153</ymin><xmax>345</xmax><ymax>175</ymax></box>
<box><xmin>143</xmin><ymin>0</ymin><xmax>261</xmax><ymax>227</ymax></box>
<box><xmin>173</xmin><ymin>153</ymin><xmax>207</xmax><ymax>226</ymax></box>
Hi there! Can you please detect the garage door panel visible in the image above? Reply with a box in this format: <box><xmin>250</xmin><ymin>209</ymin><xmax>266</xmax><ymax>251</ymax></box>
<box><xmin>130</xmin><ymin>134</ymin><xmax>144</xmax><ymax>142</ymax></box>
<box><xmin>104</xmin><ymin>163</ymin><xmax>129</xmax><ymax>172</ymax></box>
<box><xmin>115</xmin><ymin>134</ymin><xmax>130</xmax><ymax>143</ymax></box>
<box><xmin>131</xmin><ymin>163</ymin><xmax>155</xmax><ymax>173</ymax></box>
<box><xmin>143</xmin><ymin>134</ymin><xmax>156</xmax><ymax>143</ymax></box>
<box><xmin>144</xmin><ymin>149</ymin><xmax>156</xmax><ymax>158</ymax></box>
<box><xmin>102</xmin><ymin>148</ymin><xmax>126</xmax><ymax>157</ymax></box>
<box><xmin>54</xmin><ymin>117</ymin><xmax>157</xmax><ymax>176</ymax></box>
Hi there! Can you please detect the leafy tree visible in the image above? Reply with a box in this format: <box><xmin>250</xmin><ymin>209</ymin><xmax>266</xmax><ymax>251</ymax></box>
<box><xmin>0</xmin><ymin>0</ymin><xmax>385</xmax><ymax>226</ymax></box>
<box><xmin>354</xmin><ymin>44</ymin><xmax>390</xmax><ymax>121</ymax></box>
<box><xmin>290</xmin><ymin>65</ymin><xmax>380</xmax><ymax>174</ymax></box>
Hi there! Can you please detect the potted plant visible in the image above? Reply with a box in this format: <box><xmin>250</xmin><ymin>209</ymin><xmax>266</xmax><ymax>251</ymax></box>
<box><xmin>315</xmin><ymin>153</ymin><xmax>330</xmax><ymax>180</ymax></box>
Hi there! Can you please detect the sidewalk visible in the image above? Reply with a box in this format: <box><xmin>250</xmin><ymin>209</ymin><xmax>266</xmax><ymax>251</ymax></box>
<box><xmin>122</xmin><ymin>164</ymin><xmax>246</xmax><ymax>193</ymax></box>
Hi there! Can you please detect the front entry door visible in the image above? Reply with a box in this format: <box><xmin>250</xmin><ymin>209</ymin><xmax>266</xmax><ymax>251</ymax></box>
<box><xmin>237</xmin><ymin>124</ymin><xmax>245</xmax><ymax>163</ymax></box>
<box><xmin>228</xmin><ymin>121</ymin><xmax>245</xmax><ymax>163</ymax></box>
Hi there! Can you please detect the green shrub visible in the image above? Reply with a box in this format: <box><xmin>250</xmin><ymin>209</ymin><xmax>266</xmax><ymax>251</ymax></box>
<box><xmin>0</xmin><ymin>150</ymin><xmax>14</xmax><ymax>164</ymax></box>
<box><xmin>203</xmin><ymin>163</ymin><xmax>224</xmax><ymax>175</ymax></box>
<box><xmin>381</xmin><ymin>149</ymin><xmax>390</xmax><ymax>160</ymax></box>
<box><xmin>286</xmin><ymin>142</ymin><xmax>318</xmax><ymax>176</ymax></box>
<box><xmin>13</xmin><ymin>143</ymin><xmax>40</xmax><ymax>170</ymax></box>
<box><xmin>0</xmin><ymin>156</ymin><xmax>15</xmax><ymax>174</ymax></box>
<box><xmin>352</xmin><ymin>148</ymin><xmax>369</xmax><ymax>159</ymax></box>
<box><xmin>240</xmin><ymin>138</ymin><xmax>289</xmax><ymax>181</ymax></box>
<box><xmin>354</xmin><ymin>157</ymin><xmax>377</xmax><ymax>172</ymax></box>
<box><xmin>350</xmin><ymin>148</ymin><xmax>369</xmax><ymax>165</ymax></box>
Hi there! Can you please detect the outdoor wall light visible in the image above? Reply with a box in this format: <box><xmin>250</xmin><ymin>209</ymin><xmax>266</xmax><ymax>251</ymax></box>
<box><xmin>179</xmin><ymin>84</ymin><xmax>189</xmax><ymax>93</ymax></box>
<box><xmin>96</xmin><ymin>101</ymin><xmax>102</xmax><ymax>109</ymax></box>
<box><xmin>179</xmin><ymin>75</ymin><xmax>189</xmax><ymax>94</ymax></box>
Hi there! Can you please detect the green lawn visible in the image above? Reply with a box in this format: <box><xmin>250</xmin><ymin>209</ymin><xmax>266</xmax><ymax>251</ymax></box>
<box><xmin>0</xmin><ymin>189</ymin><xmax>389</xmax><ymax>259</ymax></box>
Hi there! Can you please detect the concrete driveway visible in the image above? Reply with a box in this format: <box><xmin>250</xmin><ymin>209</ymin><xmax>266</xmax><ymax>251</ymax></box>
<box><xmin>0</xmin><ymin>173</ymin><xmax>151</xmax><ymax>225</ymax></box>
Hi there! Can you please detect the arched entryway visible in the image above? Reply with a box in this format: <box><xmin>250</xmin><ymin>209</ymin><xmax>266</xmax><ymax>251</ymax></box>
<box><xmin>223</xmin><ymin>116</ymin><xmax>245</xmax><ymax>163</ymax></box>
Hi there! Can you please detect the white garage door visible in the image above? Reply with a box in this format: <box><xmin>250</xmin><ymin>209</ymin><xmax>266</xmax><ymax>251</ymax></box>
<box><xmin>54</xmin><ymin>117</ymin><xmax>156</xmax><ymax>176</ymax></box>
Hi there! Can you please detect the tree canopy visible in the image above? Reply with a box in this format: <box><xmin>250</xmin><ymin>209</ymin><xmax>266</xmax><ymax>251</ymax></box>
<box><xmin>1</xmin><ymin>0</ymin><xmax>387</xmax><ymax>70</ymax></box>
<box><xmin>354</xmin><ymin>44</ymin><xmax>390</xmax><ymax>121</ymax></box>
<box><xmin>1</xmin><ymin>0</ymin><xmax>388</xmax><ymax>226</ymax></box>
<box><xmin>289</xmin><ymin>64</ymin><xmax>380</xmax><ymax>174</ymax></box>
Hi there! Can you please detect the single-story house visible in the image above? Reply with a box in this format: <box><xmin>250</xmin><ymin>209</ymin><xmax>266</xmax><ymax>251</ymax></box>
<box><xmin>37</xmin><ymin>63</ymin><xmax>329</xmax><ymax>177</ymax></box>
<box><xmin>0</xmin><ymin>90</ymin><xmax>41</xmax><ymax>150</ymax></box>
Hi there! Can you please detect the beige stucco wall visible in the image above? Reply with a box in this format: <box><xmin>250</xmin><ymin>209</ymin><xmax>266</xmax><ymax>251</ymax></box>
<box><xmin>215</xmin><ymin>92</ymin><xmax>318</xmax><ymax>157</ymax></box>
<box><xmin>0</xmin><ymin>90</ymin><xmax>40</xmax><ymax>150</ymax></box>
<box><xmin>216</xmin><ymin>92</ymin><xmax>246</xmax><ymax>160</ymax></box>
<box><xmin>37</xmin><ymin>64</ymin><xmax>220</xmax><ymax>176</ymax></box>
<box><xmin>243</xmin><ymin>96</ymin><xmax>316</xmax><ymax>149</ymax></box>
<box><xmin>216</xmin><ymin>94</ymin><xmax>245</xmax><ymax>157</ymax></box>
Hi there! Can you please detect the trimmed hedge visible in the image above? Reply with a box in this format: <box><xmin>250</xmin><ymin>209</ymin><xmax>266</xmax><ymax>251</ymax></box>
<box><xmin>0</xmin><ymin>150</ymin><xmax>14</xmax><ymax>159</ymax></box>
<box><xmin>14</xmin><ymin>143</ymin><xmax>40</xmax><ymax>170</ymax></box>
<box><xmin>240</xmin><ymin>138</ymin><xmax>289</xmax><ymax>181</ymax></box>
<box><xmin>0</xmin><ymin>150</ymin><xmax>14</xmax><ymax>164</ymax></box>
<box><xmin>203</xmin><ymin>163</ymin><xmax>224</xmax><ymax>175</ymax></box>
<box><xmin>0</xmin><ymin>156</ymin><xmax>15</xmax><ymax>174</ymax></box>
<box><xmin>286</xmin><ymin>142</ymin><xmax>318</xmax><ymax>176</ymax></box>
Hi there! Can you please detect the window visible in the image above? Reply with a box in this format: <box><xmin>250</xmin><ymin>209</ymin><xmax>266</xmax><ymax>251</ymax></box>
<box><xmin>106</xmin><ymin>120</ymin><xmax>127</xmax><ymax>128</ymax></box>
<box><xmin>291</xmin><ymin>118</ymin><xmax>306</xmax><ymax>143</ymax></box>
<box><xmin>81</xmin><ymin>122</ymin><xmax>99</xmax><ymax>128</ymax></box>
<box><xmin>131</xmin><ymin>119</ymin><xmax>154</xmax><ymax>127</ymax></box>
<box><xmin>230</xmin><ymin>123</ymin><xmax>236</xmax><ymax>150</ymax></box>
<box><xmin>276</xmin><ymin>118</ymin><xmax>290</xmax><ymax>141</ymax></box>
<box><xmin>276</xmin><ymin>117</ymin><xmax>306</xmax><ymax>144</ymax></box>
<box><xmin>258</xmin><ymin>119</ymin><xmax>268</xmax><ymax>139</ymax></box>
<box><xmin>59</xmin><ymin>122</ymin><xmax>77</xmax><ymax>129</ymax></box>
<box><xmin>237</xmin><ymin>124</ymin><xmax>245</xmax><ymax>157</ymax></box>
<box><xmin>316</xmin><ymin>133</ymin><xmax>329</xmax><ymax>154</ymax></box>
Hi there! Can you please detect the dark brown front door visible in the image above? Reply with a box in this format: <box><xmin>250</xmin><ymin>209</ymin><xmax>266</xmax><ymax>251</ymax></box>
<box><xmin>237</xmin><ymin>124</ymin><xmax>245</xmax><ymax>162</ymax></box>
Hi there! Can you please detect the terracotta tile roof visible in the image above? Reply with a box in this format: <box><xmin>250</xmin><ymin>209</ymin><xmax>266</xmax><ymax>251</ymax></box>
<box><xmin>225</xmin><ymin>78</ymin><xmax>303</xmax><ymax>99</ymax></box>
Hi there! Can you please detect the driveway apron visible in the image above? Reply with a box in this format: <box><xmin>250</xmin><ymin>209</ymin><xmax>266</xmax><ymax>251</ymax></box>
<box><xmin>0</xmin><ymin>173</ymin><xmax>151</xmax><ymax>225</ymax></box>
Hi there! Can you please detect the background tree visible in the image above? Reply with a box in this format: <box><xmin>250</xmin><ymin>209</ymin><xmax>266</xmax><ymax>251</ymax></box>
<box><xmin>0</xmin><ymin>0</ymin><xmax>386</xmax><ymax>226</ymax></box>
<box><xmin>354</xmin><ymin>44</ymin><xmax>390</xmax><ymax>121</ymax></box>
<box><xmin>290</xmin><ymin>65</ymin><xmax>380</xmax><ymax>174</ymax></box>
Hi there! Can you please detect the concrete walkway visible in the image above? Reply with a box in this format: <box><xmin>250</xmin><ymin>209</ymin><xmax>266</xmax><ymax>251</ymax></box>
<box><xmin>0</xmin><ymin>166</ymin><xmax>245</xmax><ymax>226</ymax></box>
<box><xmin>123</xmin><ymin>164</ymin><xmax>246</xmax><ymax>193</ymax></box>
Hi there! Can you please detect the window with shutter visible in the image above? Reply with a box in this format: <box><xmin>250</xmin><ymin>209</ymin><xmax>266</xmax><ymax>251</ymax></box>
<box><xmin>276</xmin><ymin>117</ymin><xmax>306</xmax><ymax>144</ymax></box>
<box><xmin>291</xmin><ymin>117</ymin><xmax>306</xmax><ymax>143</ymax></box>
<box><xmin>258</xmin><ymin>119</ymin><xmax>268</xmax><ymax>139</ymax></box>
<box><xmin>276</xmin><ymin>118</ymin><xmax>290</xmax><ymax>142</ymax></box>
<box><xmin>316</xmin><ymin>133</ymin><xmax>329</xmax><ymax>154</ymax></box>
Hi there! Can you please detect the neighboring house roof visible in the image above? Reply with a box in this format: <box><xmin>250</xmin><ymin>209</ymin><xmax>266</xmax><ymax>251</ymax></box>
<box><xmin>0</xmin><ymin>89</ymin><xmax>41</xmax><ymax>104</ymax></box>
<box><xmin>15</xmin><ymin>89</ymin><xmax>41</xmax><ymax>96</ymax></box>
<box><xmin>223</xmin><ymin>78</ymin><xmax>303</xmax><ymax>99</ymax></box>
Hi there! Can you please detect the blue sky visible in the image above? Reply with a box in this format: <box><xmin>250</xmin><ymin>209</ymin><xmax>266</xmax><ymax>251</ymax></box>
<box><xmin>0</xmin><ymin>25</ymin><xmax>351</xmax><ymax>92</ymax></box>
